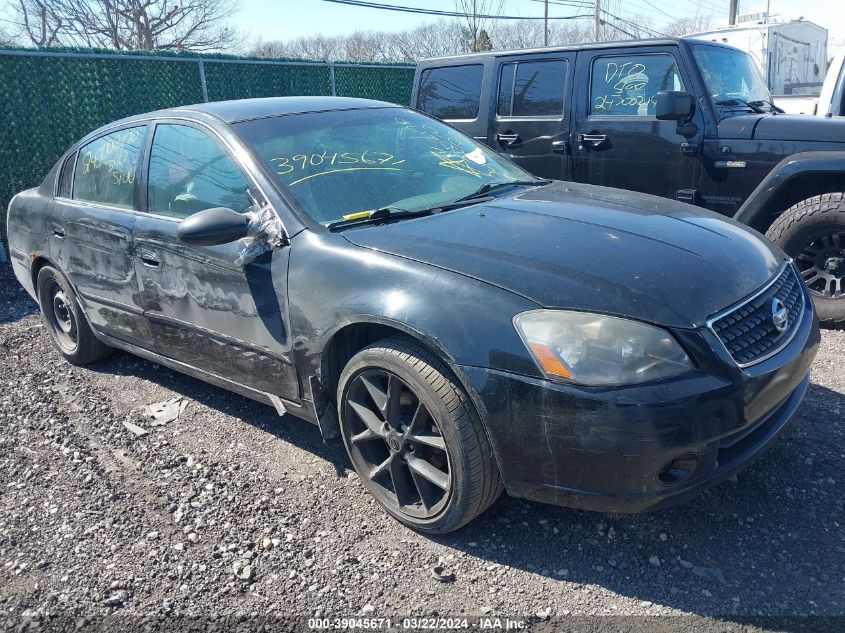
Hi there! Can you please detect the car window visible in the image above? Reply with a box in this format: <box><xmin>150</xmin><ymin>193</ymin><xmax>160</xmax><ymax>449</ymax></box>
<box><xmin>590</xmin><ymin>54</ymin><xmax>685</xmax><ymax>116</ymax></box>
<box><xmin>497</xmin><ymin>60</ymin><xmax>568</xmax><ymax>117</ymax></box>
<box><xmin>72</xmin><ymin>127</ymin><xmax>145</xmax><ymax>209</ymax></box>
<box><xmin>417</xmin><ymin>65</ymin><xmax>484</xmax><ymax>120</ymax></box>
<box><xmin>147</xmin><ymin>124</ymin><xmax>252</xmax><ymax>219</ymax></box>
<box><xmin>234</xmin><ymin>108</ymin><xmax>530</xmax><ymax>226</ymax></box>
<box><xmin>58</xmin><ymin>152</ymin><xmax>76</xmax><ymax>198</ymax></box>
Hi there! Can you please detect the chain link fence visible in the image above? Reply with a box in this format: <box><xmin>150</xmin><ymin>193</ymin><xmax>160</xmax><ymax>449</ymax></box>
<box><xmin>0</xmin><ymin>48</ymin><xmax>415</xmax><ymax>250</ymax></box>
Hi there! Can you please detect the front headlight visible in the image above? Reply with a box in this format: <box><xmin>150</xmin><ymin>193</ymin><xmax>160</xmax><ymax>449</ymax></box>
<box><xmin>513</xmin><ymin>310</ymin><xmax>693</xmax><ymax>386</ymax></box>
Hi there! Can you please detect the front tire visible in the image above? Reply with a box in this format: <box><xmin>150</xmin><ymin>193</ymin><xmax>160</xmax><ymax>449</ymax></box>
<box><xmin>766</xmin><ymin>193</ymin><xmax>845</xmax><ymax>327</ymax></box>
<box><xmin>337</xmin><ymin>337</ymin><xmax>502</xmax><ymax>533</ymax></box>
<box><xmin>36</xmin><ymin>266</ymin><xmax>112</xmax><ymax>365</ymax></box>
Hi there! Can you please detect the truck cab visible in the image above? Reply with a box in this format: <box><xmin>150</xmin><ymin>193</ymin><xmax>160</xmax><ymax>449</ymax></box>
<box><xmin>411</xmin><ymin>38</ymin><xmax>845</xmax><ymax>325</ymax></box>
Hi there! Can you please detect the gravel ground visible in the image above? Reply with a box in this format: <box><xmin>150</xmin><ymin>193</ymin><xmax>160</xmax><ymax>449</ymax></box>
<box><xmin>1</xmin><ymin>263</ymin><xmax>843</xmax><ymax>631</ymax></box>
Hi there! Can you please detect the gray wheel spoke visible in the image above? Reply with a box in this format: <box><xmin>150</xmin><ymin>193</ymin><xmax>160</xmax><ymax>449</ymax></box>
<box><xmin>408</xmin><ymin>467</ymin><xmax>436</xmax><ymax>510</ymax></box>
<box><xmin>350</xmin><ymin>428</ymin><xmax>382</xmax><ymax>444</ymax></box>
<box><xmin>405</xmin><ymin>454</ymin><xmax>449</xmax><ymax>491</ymax></box>
<box><xmin>389</xmin><ymin>457</ymin><xmax>416</xmax><ymax>506</ymax></box>
<box><xmin>407</xmin><ymin>401</ymin><xmax>429</xmax><ymax>435</ymax></box>
<box><xmin>408</xmin><ymin>433</ymin><xmax>446</xmax><ymax>451</ymax></box>
<box><xmin>349</xmin><ymin>399</ymin><xmax>386</xmax><ymax>436</ymax></box>
<box><xmin>386</xmin><ymin>375</ymin><xmax>402</xmax><ymax>422</ymax></box>
<box><xmin>369</xmin><ymin>455</ymin><xmax>392</xmax><ymax>481</ymax></box>
<box><xmin>360</xmin><ymin>375</ymin><xmax>388</xmax><ymax>416</ymax></box>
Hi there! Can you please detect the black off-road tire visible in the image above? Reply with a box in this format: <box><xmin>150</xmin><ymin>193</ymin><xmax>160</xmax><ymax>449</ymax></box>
<box><xmin>766</xmin><ymin>193</ymin><xmax>845</xmax><ymax>327</ymax></box>
<box><xmin>337</xmin><ymin>337</ymin><xmax>503</xmax><ymax>533</ymax></box>
<box><xmin>36</xmin><ymin>266</ymin><xmax>112</xmax><ymax>365</ymax></box>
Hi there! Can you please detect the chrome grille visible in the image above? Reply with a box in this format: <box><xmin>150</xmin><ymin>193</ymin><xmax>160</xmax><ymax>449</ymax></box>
<box><xmin>709</xmin><ymin>263</ymin><xmax>805</xmax><ymax>367</ymax></box>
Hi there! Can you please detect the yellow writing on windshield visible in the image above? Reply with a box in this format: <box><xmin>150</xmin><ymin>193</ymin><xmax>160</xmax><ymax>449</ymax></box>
<box><xmin>271</xmin><ymin>150</ymin><xmax>405</xmax><ymax>178</ymax></box>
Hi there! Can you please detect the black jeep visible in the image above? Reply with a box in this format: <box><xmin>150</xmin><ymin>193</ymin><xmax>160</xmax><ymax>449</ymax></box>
<box><xmin>412</xmin><ymin>38</ymin><xmax>845</xmax><ymax>325</ymax></box>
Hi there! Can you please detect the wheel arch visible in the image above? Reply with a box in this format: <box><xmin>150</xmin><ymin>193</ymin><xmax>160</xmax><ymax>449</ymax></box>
<box><xmin>735</xmin><ymin>152</ymin><xmax>845</xmax><ymax>233</ymax></box>
<box><xmin>313</xmin><ymin>316</ymin><xmax>492</xmax><ymax>446</ymax></box>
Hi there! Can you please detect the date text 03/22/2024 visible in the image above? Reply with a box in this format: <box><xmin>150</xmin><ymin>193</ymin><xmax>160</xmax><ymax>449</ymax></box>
<box><xmin>307</xmin><ymin>617</ymin><xmax>528</xmax><ymax>630</ymax></box>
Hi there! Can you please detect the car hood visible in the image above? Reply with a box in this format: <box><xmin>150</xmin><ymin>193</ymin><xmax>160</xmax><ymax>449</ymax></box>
<box><xmin>341</xmin><ymin>182</ymin><xmax>783</xmax><ymax>328</ymax></box>
<box><xmin>718</xmin><ymin>113</ymin><xmax>845</xmax><ymax>142</ymax></box>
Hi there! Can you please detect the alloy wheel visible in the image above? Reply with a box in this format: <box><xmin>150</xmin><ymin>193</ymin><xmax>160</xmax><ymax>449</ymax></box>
<box><xmin>342</xmin><ymin>368</ymin><xmax>452</xmax><ymax>520</ymax></box>
<box><xmin>795</xmin><ymin>230</ymin><xmax>845</xmax><ymax>299</ymax></box>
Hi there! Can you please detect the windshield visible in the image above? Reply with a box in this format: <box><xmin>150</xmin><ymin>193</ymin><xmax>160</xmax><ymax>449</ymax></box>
<box><xmin>692</xmin><ymin>45</ymin><xmax>773</xmax><ymax>113</ymax></box>
<box><xmin>234</xmin><ymin>108</ymin><xmax>530</xmax><ymax>226</ymax></box>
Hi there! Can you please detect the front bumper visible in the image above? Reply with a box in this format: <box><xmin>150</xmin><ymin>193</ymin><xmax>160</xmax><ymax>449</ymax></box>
<box><xmin>461</xmin><ymin>298</ymin><xmax>820</xmax><ymax>513</ymax></box>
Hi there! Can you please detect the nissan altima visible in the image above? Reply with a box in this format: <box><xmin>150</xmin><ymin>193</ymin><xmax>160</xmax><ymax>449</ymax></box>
<box><xmin>6</xmin><ymin>97</ymin><xmax>820</xmax><ymax>533</ymax></box>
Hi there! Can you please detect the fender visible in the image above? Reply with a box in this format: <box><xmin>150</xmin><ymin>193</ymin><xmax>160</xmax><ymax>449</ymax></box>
<box><xmin>734</xmin><ymin>151</ymin><xmax>845</xmax><ymax>231</ymax></box>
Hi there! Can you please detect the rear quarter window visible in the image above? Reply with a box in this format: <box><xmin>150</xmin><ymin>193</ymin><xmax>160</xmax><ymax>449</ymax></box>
<box><xmin>417</xmin><ymin>64</ymin><xmax>484</xmax><ymax>120</ymax></box>
<box><xmin>72</xmin><ymin>126</ymin><xmax>145</xmax><ymax>209</ymax></box>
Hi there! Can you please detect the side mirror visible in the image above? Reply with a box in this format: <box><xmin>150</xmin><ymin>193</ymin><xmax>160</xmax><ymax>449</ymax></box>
<box><xmin>655</xmin><ymin>91</ymin><xmax>695</xmax><ymax>121</ymax></box>
<box><xmin>655</xmin><ymin>91</ymin><xmax>698</xmax><ymax>139</ymax></box>
<box><xmin>177</xmin><ymin>207</ymin><xmax>250</xmax><ymax>246</ymax></box>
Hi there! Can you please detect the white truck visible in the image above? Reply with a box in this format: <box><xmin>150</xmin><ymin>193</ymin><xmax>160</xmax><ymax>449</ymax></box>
<box><xmin>771</xmin><ymin>51</ymin><xmax>845</xmax><ymax>116</ymax></box>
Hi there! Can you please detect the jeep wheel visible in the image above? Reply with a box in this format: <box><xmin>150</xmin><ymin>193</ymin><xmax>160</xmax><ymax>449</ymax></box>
<box><xmin>337</xmin><ymin>337</ymin><xmax>502</xmax><ymax>533</ymax></box>
<box><xmin>766</xmin><ymin>193</ymin><xmax>845</xmax><ymax>327</ymax></box>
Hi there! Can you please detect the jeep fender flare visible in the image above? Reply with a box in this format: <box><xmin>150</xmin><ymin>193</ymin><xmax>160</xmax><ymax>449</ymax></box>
<box><xmin>734</xmin><ymin>151</ymin><xmax>845</xmax><ymax>232</ymax></box>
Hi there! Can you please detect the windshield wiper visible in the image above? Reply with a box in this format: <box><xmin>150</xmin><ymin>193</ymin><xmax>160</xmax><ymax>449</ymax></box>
<box><xmin>748</xmin><ymin>99</ymin><xmax>785</xmax><ymax>114</ymax></box>
<box><xmin>452</xmin><ymin>179</ymin><xmax>551</xmax><ymax>204</ymax></box>
<box><xmin>715</xmin><ymin>98</ymin><xmax>767</xmax><ymax>114</ymax></box>
<box><xmin>327</xmin><ymin>206</ymin><xmax>433</xmax><ymax>230</ymax></box>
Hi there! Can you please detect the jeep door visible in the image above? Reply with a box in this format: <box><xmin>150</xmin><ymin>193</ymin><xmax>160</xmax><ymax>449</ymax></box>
<box><xmin>132</xmin><ymin>120</ymin><xmax>299</xmax><ymax>400</ymax></box>
<box><xmin>487</xmin><ymin>52</ymin><xmax>575</xmax><ymax>180</ymax></box>
<box><xmin>571</xmin><ymin>45</ymin><xmax>702</xmax><ymax>201</ymax></box>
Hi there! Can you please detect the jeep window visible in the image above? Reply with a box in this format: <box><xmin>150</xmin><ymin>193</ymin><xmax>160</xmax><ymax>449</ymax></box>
<box><xmin>417</xmin><ymin>65</ymin><xmax>484</xmax><ymax>119</ymax></box>
<box><xmin>72</xmin><ymin>127</ymin><xmax>145</xmax><ymax>209</ymax></box>
<box><xmin>590</xmin><ymin>54</ymin><xmax>685</xmax><ymax>117</ymax></box>
<box><xmin>235</xmin><ymin>108</ymin><xmax>529</xmax><ymax>226</ymax></box>
<box><xmin>693</xmin><ymin>45</ymin><xmax>772</xmax><ymax>114</ymax></box>
<box><xmin>497</xmin><ymin>60</ymin><xmax>568</xmax><ymax>118</ymax></box>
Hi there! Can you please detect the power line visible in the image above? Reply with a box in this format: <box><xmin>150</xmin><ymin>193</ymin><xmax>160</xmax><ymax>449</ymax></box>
<box><xmin>319</xmin><ymin>0</ymin><xmax>592</xmax><ymax>20</ymax></box>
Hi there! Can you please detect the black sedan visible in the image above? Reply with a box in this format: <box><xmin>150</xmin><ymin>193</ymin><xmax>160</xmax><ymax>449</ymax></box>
<box><xmin>6</xmin><ymin>97</ymin><xmax>820</xmax><ymax>533</ymax></box>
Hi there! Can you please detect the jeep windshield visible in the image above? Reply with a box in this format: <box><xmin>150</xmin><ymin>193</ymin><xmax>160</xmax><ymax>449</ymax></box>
<box><xmin>692</xmin><ymin>45</ymin><xmax>775</xmax><ymax>116</ymax></box>
<box><xmin>234</xmin><ymin>108</ymin><xmax>533</xmax><ymax>226</ymax></box>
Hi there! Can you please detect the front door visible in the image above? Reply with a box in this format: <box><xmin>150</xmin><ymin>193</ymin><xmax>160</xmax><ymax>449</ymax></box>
<box><xmin>488</xmin><ymin>53</ymin><xmax>575</xmax><ymax>180</ymax></box>
<box><xmin>571</xmin><ymin>47</ymin><xmax>701</xmax><ymax>201</ymax></box>
<box><xmin>132</xmin><ymin>121</ymin><xmax>298</xmax><ymax>400</ymax></box>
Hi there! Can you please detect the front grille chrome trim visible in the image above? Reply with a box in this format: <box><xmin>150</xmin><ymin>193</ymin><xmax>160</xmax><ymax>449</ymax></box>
<box><xmin>706</xmin><ymin>261</ymin><xmax>806</xmax><ymax>369</ymax></box>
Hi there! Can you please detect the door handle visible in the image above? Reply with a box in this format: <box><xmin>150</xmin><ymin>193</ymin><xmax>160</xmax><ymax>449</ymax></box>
<box><xmin>496</xmin><ymin>132</ymin><xmax>522</xmax><ymax>147</ymax></box>
<box><xmin>576</xmin><ymin>133</ymin><xmax>608</xmax><ymax>149</ymax></box>
<box><xmin>138</xmin><ymin>250</ymin><xmax>161</xmax><ymax>268</ymax></box>
<box><xmin>51</xmin><ymin>224</ymin><xmax>65</xmax><ymax>239</ymax></box>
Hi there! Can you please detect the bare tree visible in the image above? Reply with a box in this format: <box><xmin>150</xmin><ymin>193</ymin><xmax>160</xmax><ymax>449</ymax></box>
<box><xmin>663</xmin><ymin>14</ymin><xmax>712</xmax><ymax>37</ymax></box>
<box><xmin>10</xmin><ymin>0</ymin><xmax>240</xmax><ymax>50</ymax></box>
<box><xmin>0</xmin><ymin>26</ymin><xmax>13</xmax><ymax>46</ymax></box>
<box><xmin>455</xmin><ymin>0</ymin><xmax>502</xmax><ymax>52</ymax></box>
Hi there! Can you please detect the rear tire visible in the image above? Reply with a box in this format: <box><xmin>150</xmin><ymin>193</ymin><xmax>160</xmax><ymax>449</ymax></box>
<box><xmin>337</xmin><ymin>337</ymin><xmax>502</xmax><ymax>533</ymax></box>
<box><xmin>766</xmin><ymin>193</ymin><xmax>845</xmax><ymax>327</ymax></box>
<box><xmin>36</xmin><ymin>266</ymin><xmax>112</xmax><ymax>365</ymax></box>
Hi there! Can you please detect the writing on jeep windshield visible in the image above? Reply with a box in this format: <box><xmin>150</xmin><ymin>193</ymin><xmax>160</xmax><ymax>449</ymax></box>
<box><xmin>693</xmin><ymin>45</ymin><xmax>772</xmax><ymax>112</ymax></box>
<box><xmin>590</xmin><ymin>54</ymin><xmax>685</xmax><ymax>116</ymax></box>
<box><xmin>235</xmin><ymin>109</ymin><xmax>528</xmax><ymax>225</ymax></box>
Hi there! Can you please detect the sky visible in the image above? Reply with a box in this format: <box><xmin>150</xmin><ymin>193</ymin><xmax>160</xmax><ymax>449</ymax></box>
<box><xmin>233</xmin><ymin>0</ymin><xmax>845</xmax><ymax>49</ymax></box>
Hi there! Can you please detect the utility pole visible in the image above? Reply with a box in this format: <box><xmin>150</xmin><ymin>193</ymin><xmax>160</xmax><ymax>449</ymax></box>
<box><xmin>544</xmin><ymin>0</ymin><xmax>549</xmax><ymax>46</ymax></box>
<box><xmin>594</xmin><ymin>0</ymin><xmax>601</xmax><ymax>41</ymax></box>
<box><xmin>729</xmin><ymin>0</ymin><xmax>738</xmax><ymax>25</ymax></box>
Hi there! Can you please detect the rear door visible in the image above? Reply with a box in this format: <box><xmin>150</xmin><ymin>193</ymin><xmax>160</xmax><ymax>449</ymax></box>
<box><xmin>415</xmin><ymin>60</ymin><xmax>491</xmax><ymax>144</ymax></box>
<box><xmin>51</xmin><ymin>124</ymin><xmax>150</xmax><ymax>346</ymax></box>
<box><xmin>132</xmin><ymin>120</ymin><xmax>299</xmax><ymax>400</ymax></box>
<box><xmin>488</xmin><ymin>53</ymin><xmax>575</xmax><ymax>180</ymax></box>
<box><xmin>571</xmin><ymin>45</ymin><xmax>702</xmax><ymax>201</ymax></box>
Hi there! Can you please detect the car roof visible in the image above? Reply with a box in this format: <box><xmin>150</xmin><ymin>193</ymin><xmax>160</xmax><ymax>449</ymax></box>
<box><xmin>417</xmin><ymin>37</ymin><xmax>739</xmax><ymax>63</ymax></box>
<box><xmin>108</xmin><ymin>96</ymin><xmax>399</xmax><ymax>128</ymax></box>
